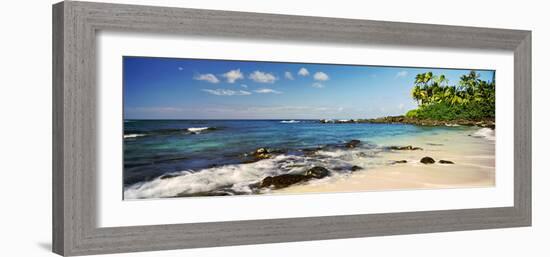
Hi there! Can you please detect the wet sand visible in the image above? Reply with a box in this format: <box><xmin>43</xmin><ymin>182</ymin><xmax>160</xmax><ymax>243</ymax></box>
<box><xmin>277</xmin><ymin>127</ymin><xmax>495</xmax><ymax>194</ymax></box>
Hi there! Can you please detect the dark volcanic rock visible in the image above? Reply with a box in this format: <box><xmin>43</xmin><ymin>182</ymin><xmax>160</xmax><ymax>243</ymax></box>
<box><xmin>159</xmin><ymin>174</ymin><xmax>179</xmax><ymax>180</ymax></box>
<box><xmin>253</xmin><ymin>147</ymin><xmax>272</xmax><ymax>159</ymax></box>
<box><xmin>300</xmin><ymin>146</ymin><xmax>323</xmax><ymax>156</ymax></box>
<box><xmin>304</xmin><ymin>166</ymin><xmax>330</xmax><ymax>179</ymax></box>
<box><xmin>260</xmin><ymin>166</ymin><xmax>331</xmax><ymax>189</ymax></box>
<box><xmin>393</xmin><ymin>160</ymin><xmax>408</xmax><ymax>164</ymax></box>
<box><xmin>420</xmin><ymin>156</ymin><xmax>436</xmax><ymax>164</ymax></box>
<box><xmin>260</xmin><ymin>174</ymin><xmax>309</xmax><ymax>189</ymax></box>
<box><xmin>350</xmin><ymin>165</ymin><xmax>363</xmax><ymax>171</ymax></box>
<box><xmin>320</xmin><ymin>119</ymin><xmax>358</xmax><ymax>124</ymax></box>
<box><xmin>439</xmin><ymin>160</ymin><xmax>455</xmax><ymax>164</ymax></box>
<box><xmin>177</xmin><ymin>191</ymin><xmax>232</xmax><ymax>197</ymax></box>
<box><xmin>322</xmin><ymin>115</ymin><xmax>496</xmax><ymax>128</ymax></box>
<box><xmin>345</xmin><ymin>139</ymin><xmax>361</xmax><ymax>148</ymax></box>
<box><xmin>389</xmin><ymin>145</ymin><xmax>423</xmax><ymax>151</ymax></box>
<box><xmin>243</xmin><ymin>147</ymin><xmax>280</xmax><ymax>163</ymax></box>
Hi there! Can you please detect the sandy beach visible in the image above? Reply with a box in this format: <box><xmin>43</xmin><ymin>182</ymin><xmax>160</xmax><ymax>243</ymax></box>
<box><xmin>124</xmin><ymin>121</ymin><xmax>495</xmax><ymax>199</ymax></box>
<box><xmin>276</xmin><ymin>127</ymin><xmax>495</xmax><ymax>194</ymax></box>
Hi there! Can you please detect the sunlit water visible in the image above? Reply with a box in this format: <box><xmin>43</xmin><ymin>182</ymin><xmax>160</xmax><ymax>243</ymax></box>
<box><xmin>123</xmin><ymin>120</ymin><xmax>494</xmax><ymax>199</ymax></box>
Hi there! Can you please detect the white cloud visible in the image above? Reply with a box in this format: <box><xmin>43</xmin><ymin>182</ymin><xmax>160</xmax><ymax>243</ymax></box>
<box><xmin>222</xmin><ymin>69</ymin><xmax>244</xmax><ymax>83</ymax></box>
<box><xmin>202</xmin><ymin>89</ymin><xmax>251</xmax><ymax>96</ymax></box>
<box><xmin>313</xmin><ymin>72</ymin><xmax>329</xmax><ymax>81</ymax></box>
<box><xmin>240</xmin><ymin>84</ymin><xmax>248</xmax><ymax>88</ymax></box>
<box><xmin>284</xmin><ymin>71</ymin><xmax>294</xmax><ymax>80</ymax></box>
<box><xmin>298</xmin><ymin>68</ymin><xmax>309</xmax><ymax>76</ymax></box>
<box><xmin>194</xmin><ymin>73</ymin><xmax>219</xmax><ymax>83</ymax></box>
<box><xmin>249</xmin><ymin>71</ymin><xmax>277</xmax><ymax>83</ymax></box>
<box><xmin>311</xmin><ymin>82</ymin><xmax>325</xmax><ymax>88</ymax></box>
<box><xmin>254</xmin><ymin>88</ymin><xmax>282</xmax><ymax>94</ymax></box>
<box><xmin>396</xmin><ymin>71</ymin><xmax>408</xmax><ymax>78</ymax></box>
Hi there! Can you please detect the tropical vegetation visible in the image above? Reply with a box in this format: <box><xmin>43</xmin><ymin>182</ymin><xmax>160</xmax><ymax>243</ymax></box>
<box><xmin>406</xmin><ymin>71</ymin><xmax>495</xmax><ymax>121</ymax></box>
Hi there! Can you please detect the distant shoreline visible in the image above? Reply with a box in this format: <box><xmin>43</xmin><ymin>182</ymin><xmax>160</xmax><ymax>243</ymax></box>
<box><xmin>319</xmin><ymin>115</ymin><xmax>495</xmax><ymax>129</ymax></box>
<box><xmin>124</xmin><ymin>117</ymin><xmax>496</xmax><ymax>129</ymax></box>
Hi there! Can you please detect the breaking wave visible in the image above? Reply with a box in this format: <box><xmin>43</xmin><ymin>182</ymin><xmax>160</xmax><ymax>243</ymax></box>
<box><xmin>473</xmin><ymin>128</ymin><xmax>495</xmax><ymax>141</ymax></box>
<box><xmin>123</xmin><ymin>145</ymin><xmax>386</xmax><ymax>199</ymax></box>
<box><xmin>123</xmin><ymin>127</ymin><xmax>219</xmax><ymax>138</ymax></box>
<box><xmin>187</xmin><ymin>127</ymin><xmax>210</xmax><ymax>134</ymax></box>
<box><xmin>280</xmin><ymin>120</ymin><xmax>300</xmax><ymax>123</ymax></box>
<box><xmin>124</xmin><ymin>134</ymin><xmax>145</xmax><ymax>139</ymax></box>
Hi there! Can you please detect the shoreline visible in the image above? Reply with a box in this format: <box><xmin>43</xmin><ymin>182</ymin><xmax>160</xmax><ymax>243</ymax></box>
<box><xmin>319</xmin><ymin>115</ymin><xmax>495</xmax><ymax>129</ymax></box>
<box><xmin>124</xmin><ymin>125</ymin><xmax>495</xmax><ymax>199</ymax></box>
<box><xmin>276</xmin><ymin>126</ymin><xmax>495</xmax><ymax>194</ymax></box>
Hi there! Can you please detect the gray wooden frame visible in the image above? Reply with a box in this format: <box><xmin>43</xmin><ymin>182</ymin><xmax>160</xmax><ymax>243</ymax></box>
<box><xmin>52</xmin><ymin>1</ymin><xmax>531</xmax><ymax>256</ymax></box>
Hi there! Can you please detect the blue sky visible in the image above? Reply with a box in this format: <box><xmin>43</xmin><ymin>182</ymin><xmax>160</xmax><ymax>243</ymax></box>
<box><xmin>123</xmin><ymin>57</ymin><xmax>495</xmax><ymax>119</ymax></box>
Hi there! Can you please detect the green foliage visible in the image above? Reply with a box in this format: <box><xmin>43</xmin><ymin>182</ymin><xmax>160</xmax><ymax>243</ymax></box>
<box><xmin>408</xmin><ymin>71</ymin><xmax>495</xmax><ymax>121</ymax></box>
<box><xmin>405</xmin><ymin>109</ymin><xmax>419</xmax><ymax>118</ymax></box>
<box><xmin>413</xmin><ymin>102</ymin><xmax>494</xmax><ymax>121</ymax></box>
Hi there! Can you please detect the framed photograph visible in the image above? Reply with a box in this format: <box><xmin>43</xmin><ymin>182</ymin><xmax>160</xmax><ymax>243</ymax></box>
<box><xmin>53</xmin><ymin>1</ymin><xmax>531</xmax><ymax>256</ymax></box>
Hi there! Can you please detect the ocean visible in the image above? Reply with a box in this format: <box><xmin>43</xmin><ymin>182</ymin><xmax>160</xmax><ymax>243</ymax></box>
<box><xmin>123</xmin><ymin>120</ymin><xmax>495</xmax><ymax>199</ymax></box>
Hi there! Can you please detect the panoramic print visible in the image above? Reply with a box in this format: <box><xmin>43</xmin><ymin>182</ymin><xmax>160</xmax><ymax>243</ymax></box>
<box><xmin>122</xmin><ymin>57</ymin><xmax>496</xmax><ymax>199</ymax></box>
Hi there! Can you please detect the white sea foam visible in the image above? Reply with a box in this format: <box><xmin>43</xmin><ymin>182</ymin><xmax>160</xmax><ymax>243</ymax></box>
<box><xmin>473</xmin><ymin>128</ymin><xmax>495</xmax><ymax>141</ymax></box>
<box><xmin>124</xmin><ymin>155</ymin><xmax>295</xmax><ymax>199</ymax></box>
<box><xmin>123</xmin><ymin>145</ymin><xmax>382</xmax><ymax>199</ymax></box>
<box><xmin>187</xmin><ymin>127</ymin><xmax>210</xmax><ymax>134</ymax></box>
<box><xmin>124</xmin><ymin>126</ymin><xmax>496</xmax><ymax>199</ymax></box>
<box><xmin>280</xmin><ymin>120</ymin><xmax>300</xmax><ymax>123</ymax></box>
<box><xmin>316</xmin><ymin>149</ymin><xmax>348</xmax><ymax>158</ymax></box>
<box><xmin>445</xmin><ymin>123</ymin><xmax>460</xmax><ymax>127</ymax></box>
<box><xmin>124</xmin><ymin>134</ymin><xmax>145</xmax><ymax>139</ymax></box>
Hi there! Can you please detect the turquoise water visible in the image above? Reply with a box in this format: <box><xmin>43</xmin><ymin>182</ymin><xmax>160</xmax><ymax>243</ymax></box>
<box><xmin>123</xmin><ymin>120</ymin><xmax>467</xmax><ymax>190</ymax></box>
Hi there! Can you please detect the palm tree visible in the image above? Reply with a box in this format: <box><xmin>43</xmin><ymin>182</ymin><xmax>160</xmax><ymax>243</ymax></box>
<box><xmin>434</xmin><ymin>74</ymin><xmax>448</xmax><ymax>85</ymax></box>
<box><xmin>459</xmin><ymin>71</ymin><xmax>481</xmax><ymax>90</ymax></box>
<box><xmin>411</xmin><ymin>85</ymin><xmax>429</xmax><ymax>105</ymax></box>
<box><xmin>408</xmin><ymin>70</ymin><xmax>495</xmax><ymax>120</ymax></box>
<box><xmin>414</xmin><ymin>72</ymin><xmax>433</xmax><ymax>88</ymax></box>
<box><xmin>423</xmin><ymin>72</ymin><xmax>433</xmax><ymax>84</ymax></box>
<box><xmin>412</xmin><ymin>85</ymin><xmax>422</xmax><ymax>104</ymax></box>
<box><xmin>414</xmin><ymin>73</ymin><xmax>425</xmax><ymax>85</ymax></box>
<box><xmin>442</xmin><ymin>86</ymin><xmax>463</xmax><ymax>105</ymax></box>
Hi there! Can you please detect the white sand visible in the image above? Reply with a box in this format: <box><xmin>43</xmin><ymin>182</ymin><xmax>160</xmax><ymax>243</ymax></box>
<box><xmin>276</xmin><ymin>127</ymin><xmax>495</xmax><ymax>194</ymax></box>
